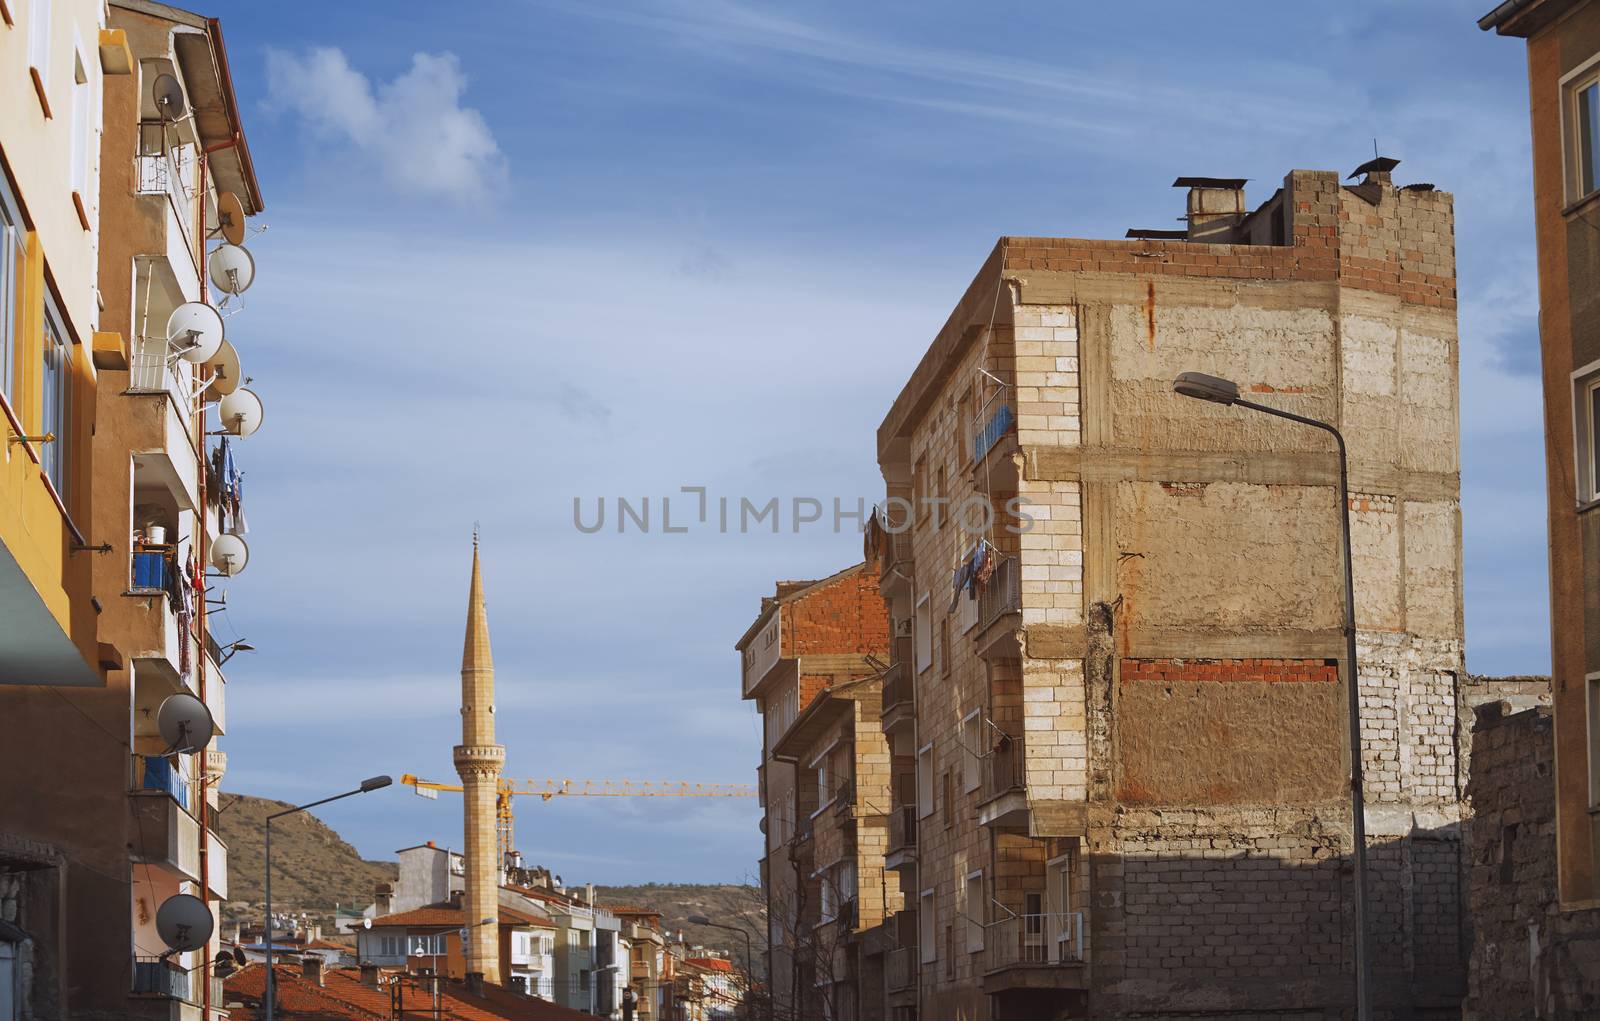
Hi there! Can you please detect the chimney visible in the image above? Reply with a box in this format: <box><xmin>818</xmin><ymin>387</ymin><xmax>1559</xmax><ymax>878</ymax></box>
<box><xmin>585</xmin><ymin>883</ymin><xmax>595</xmax><ymax>907</ymax></box>
<box><xmin>302</xmin><ymin>956</ymin><xmax>326</xmax><ymax>987</ymax></box>
<box><xmin>1174</xmin><ymin>177</ymin><xmax>1247</xmax><ymax>243</ymax></box>
<box><xmin>375</xmin><ymin>883</ymin><xmax>394</xmax><ymax>916</ymax></box>
<box><xmin>466</xmin><ymin>971</ymin><xmax>486</xmax><ymax>997</ymax></box>
<box><xmin>360</xmin><ymin>963</ymin><xmax>381</xmax><ymax>987</ymax></box>
<box><xmin>1347</xmin><ymin>156</ymin><xmax>1400</xmax><ymax>206</ymax></box>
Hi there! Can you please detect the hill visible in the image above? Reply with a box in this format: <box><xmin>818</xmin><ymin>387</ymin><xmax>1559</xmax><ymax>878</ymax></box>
<box><xmin>216</xmin><ymin>792</ymin><xmax>397</xmax><ymax>923</ymax></box>
<box><xmin>595</xmin><ymin>883</ymin><xmax>764</xmax><ymax>970</ymax></box>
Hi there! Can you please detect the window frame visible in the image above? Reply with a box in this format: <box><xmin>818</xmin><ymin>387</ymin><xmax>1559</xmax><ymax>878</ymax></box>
<box><xmin>0</xmin><ymin>166</ymin><xmax>22</xmax><ymax>405</ymax></box>
<box><xmin>1561</xmin><ymin>53</ymin><xmax>1600</xmax><ymax>206</ymax></box>
<box><xmin>1569</xmin><ymin>358</ymin><xmax>1600</xmax><ymax>507</ymax></box>
<box><xmin>914</xmin><ymin>594</ymin><xmax>932</xmax><ymax>673</ymax></box>
<box><xmin>40</xmin><ymin>291</ymin><xmax>71</xmax><ymax>502</ymax></box>
<box><xmin>27</xmin><ymin>0</ymin><xmax>52</xmax><ymax>108</ymax></box>
<box><xmin>918</xmin><ymin>889</ymin><xmax>936</xmax><ymax>964</ymax></box>
<box><xmin>916</xmin><ymin>743</ymin><xmax>934</xmax><ymax>820</ymax></box>
<box><xmin>961</xmin><ymin>710</ymin><xmax>982</xmax><ymax>793</ymax></box>
<box><xmin>964</xmin><ymin>870</ymin><xmax>985</xmax><ymax>953</ymax></box>
<box><xmin>1588</xmin><ymin>671</ymin><xmax>1600</xmax><ymax>810</ymax></box>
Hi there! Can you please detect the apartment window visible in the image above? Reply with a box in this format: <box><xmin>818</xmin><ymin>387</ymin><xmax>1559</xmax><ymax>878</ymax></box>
<box><xmin>961</xmin><ymin>711</ymin><xmax>982</xmax><ymax>793</ymax></box>
<box><xmin>916</xmin><ymin>743</ymin><xmax>934</xmax><ymax>819</ymax></box>
<box><xmin>913</xmin><ymin>453</ymin><xmax>928</xmax><ymax>522</ymax></box>
<box><xmin>407</xmin><ymin>934</ymin><xmax>444</xmax><ymax>956</ymax></box>
<box><xmin>375</xmin><ymin>935</ymin><xmax>400</xmax><ymax>957</ymax></box>
<box><xmin>1578</xmin><ymin>76</ymin><xmax>1599</xmax><ymax>201</ymax></box>
<box><xmin>938</xmin><ymin>617</ymin><xmax>950</xmax><ymax>677</ymax></box>
<box><xmin>40</xmin><ymin>295</ymin><xmax>70</xmax><ymax>500</ymax></box>
<box><xmin>959</xmin><ymin>385</ymin><xmax>976</xmax><ymax>465</ymax></box>
<box><xmin>944</xmin><ymin>925</ymin><xmax>955</xmax><ymax>977</ymax></box>
<box><xmin>918</xmin><ymin>890</ymin><xmax>935</xmax><ymax>964</ymax></box>
<box><xmin>27</xmin><ymin>0</ymin><xmax>51</xmax><ymax>109</ymax></box>
<box><xmin>1572</xmin><ymin>362</ymin><xmax>1600</xmax><ymax>504</ymax></box>
<box><xmin>914</xmin><ymin>595</ymin><xmax>932</xmax><ymax>673</ymax></box>
<box><xmin>965</xmin><ymin>871</ymin><xmax>985</xmax><ymax>952</ymax></box>
<box><xmin>934</xmin><ymin>464</ymin><xmax>947</xmax><ymax>530</ymax></box>
<box><xmin>69</xmin><ymin>42</ymin><xmax>92</xmax><ymax>213</ymax></box>
<box><xmin>1588</xmin><ymin>673</ymin><xmax>1600</xmax><ymax>809</ymax></box>
<box><xmin>941</xmin><ymin>771</ymin><xmax>954</xmax><ymax>828</ymax></box>
<box><xmin>0</xmin><ymin>170</ymin><xmax>22</xmax><ymax>402</ymax></box>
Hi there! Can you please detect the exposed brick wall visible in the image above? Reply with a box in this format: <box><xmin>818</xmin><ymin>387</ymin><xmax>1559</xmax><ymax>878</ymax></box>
<box><xmin>1120</xmin><ymin>657</ymin><xmax>1338</xmax><ymax>683</ymax></box>
<box><xmin>784</xmin><ymin>568</ymin><xmax>891</xmax><ymax>658</ymax></box>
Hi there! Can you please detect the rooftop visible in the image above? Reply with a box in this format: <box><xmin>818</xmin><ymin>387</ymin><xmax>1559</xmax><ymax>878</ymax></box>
<box><xmin>225</xmin><ymin>963</ymin><xmax>590</xmax><ymax>1020</ymax></box>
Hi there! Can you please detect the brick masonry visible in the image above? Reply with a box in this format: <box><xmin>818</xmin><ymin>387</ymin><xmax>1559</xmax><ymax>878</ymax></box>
<box><xmin>1120</xmin><ymin>658</ymin><xmax>1339</xmax><ymax>683</ymax></box>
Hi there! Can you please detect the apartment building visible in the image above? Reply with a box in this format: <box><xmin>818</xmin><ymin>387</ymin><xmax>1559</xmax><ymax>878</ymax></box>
<box><xmin>1470</xmin><ymin>0</ymin><xmax>1600</xmax><ymax>1010</ymax></box>
<box><xmin>868</xmin><ymin>166</ymin><xmax>1464</xmax><ymax>1019</ymax></box>
<box><xmin>0</xmin><ymin>2</ymin><xmax>263</xmax><ymax>1019</ymax></box>
<box><xmin>612</xmin><ymin>905</ymin><xmax>670</xmax><ymax>1020</ymax></box>
<box><xmin>737</xmin><ymin>564</ymin><xmax>892</xmax><ymax>1019</ymax></box>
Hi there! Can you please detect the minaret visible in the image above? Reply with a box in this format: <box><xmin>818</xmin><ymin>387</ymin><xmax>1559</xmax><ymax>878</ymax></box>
<box><xmin>453</xmin><ymin>532</ymin><xmax>504</xmax><ymax>985</ymax></box>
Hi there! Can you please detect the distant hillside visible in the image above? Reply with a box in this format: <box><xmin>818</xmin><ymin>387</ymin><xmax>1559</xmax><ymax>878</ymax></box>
<box><xmin>595</xmin><ymin>884</ymin><xmax>764</xmax><ymax>973</ymax></box>
<box><xmin>217</xmin><ymin>792</ymin><xmax>397</xmax><ymax>923</ymax></box>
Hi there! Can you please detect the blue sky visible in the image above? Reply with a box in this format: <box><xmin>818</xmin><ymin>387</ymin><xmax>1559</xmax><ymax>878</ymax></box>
<box><xmin>209</xmin><ymin>0</ymin><xmax>1545</xmax><ymax>884</ymax></box>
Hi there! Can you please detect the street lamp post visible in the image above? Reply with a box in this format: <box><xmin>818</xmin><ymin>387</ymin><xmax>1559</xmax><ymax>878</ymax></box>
<box><xmin>265</xmin><ymin>775</ymin><xmax>392</xmax><ymax>1021</ymax></box>
<box><xmin>1172</xmin><ymin>372</ymin><xmax>1371</xmax><ymax>1021</ymax></box>
<box><xmin>686</xmin><ymin>916</ymin><xmax>756</xmax><ymax>1021</ymax></box>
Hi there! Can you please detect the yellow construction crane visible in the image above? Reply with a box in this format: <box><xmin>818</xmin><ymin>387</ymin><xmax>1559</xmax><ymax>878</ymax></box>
<box><xmin>399</xmin><ymin>774</ymin><xmax>757</xmax><ymax>860</ymax></box>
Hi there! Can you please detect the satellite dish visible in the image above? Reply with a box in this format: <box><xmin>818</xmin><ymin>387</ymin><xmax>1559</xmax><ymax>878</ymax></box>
<box><xmin>363</xmin><ymin>918</ymin><xmax>372</xmax><ymax>930</ymax></box>
<box><xmin>208</xmin><ymin>244</ymin><xmax>255</xmax><ymax>296</ymax></box>
<box><xmin>156</xmin><ymin>894</ymin><xmax>214</xmax><ymax>952</ymax></box>
<box><xmin>201</xmin><ymin>340</ymin><xmax>242</xmax><ymax>399</ymax></box>
<box><xmin>166</xmin><ymin>302</ymin><xmax>224</xmax><ymax>364</ymax></box>
<box><xmin>157</xmin><ymin>692</ymin><xmax>215</xmax><ymax>753</ymax></box>
<box><xmin>153</xmin><ymin>74</ymin><xmax>186</xmax><ymax>122</ymax></box>
<box><xmin>215</xmin><ymin>191</ymin><xmax>246</xmax><ymax>246</ymax></box>
<box><xmin>218</xmin><ymin>388</ymin><xmax>263</xmax><ymax>438</ymax></box>
<box><xmin>211</xmin><ymin>533</ymin><xmax>249</xmax><ymax>576</ymax></box>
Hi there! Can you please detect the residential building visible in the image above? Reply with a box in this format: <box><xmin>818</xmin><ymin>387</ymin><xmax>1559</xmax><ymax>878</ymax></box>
<box><xmin>868</xmin><ymin>166</ymin><xmax>1465</xmax><ymax>1019</ymax></box>
<box><xmin>223</xmin><ymin>960</ymin><xmax>595</xmax><ymax>1020</ymax></box>
<box><xmin>354</xmin><ymin>900</ymin><xmax>556</xmax><ymax>990</ymax></box>
<box><xmin>680</xmin><ymin>956</ymin><xmax>743</xmax><ymax>1020</ymax></box>
<box><xmin>612</xmin><ymin>905</ymin><xmax>670</xmax><ymax>1020</ymax></box>
<box><xmin>0</xmin><ymin>2</ymin><xmax>263</xmax><ymax>1019</ymax></box>
<box><xmin>1471</xmin><ymin>1</ymin><xmax>1600</xmax><ymax>1010</ymax></box>
<box><xmin>736</xmin><ymin>564</ymin><xmax>892</xmax><ymax>1019</ymax></box>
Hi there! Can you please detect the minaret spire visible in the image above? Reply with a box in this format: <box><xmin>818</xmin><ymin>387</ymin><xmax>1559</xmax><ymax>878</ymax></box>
<box><xmin>453</xmin><ymin>532</ymin><xmax>504</xmax><ymax>987</ymax></box>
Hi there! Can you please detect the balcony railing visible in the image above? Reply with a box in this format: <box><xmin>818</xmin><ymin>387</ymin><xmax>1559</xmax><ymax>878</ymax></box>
<box><xmin>978</xmin><ymin>556</ymin><xmax>1021</xmax><ymax>631</ymax></box>
<box><xmin>984</xmin><ymin>736</ymin><xmax>1025</xmax><ymax>800</ymax></box>
<box><xmin>136</xmin><ymin>754</ymin><xmax>190</xmax><ymax>810</ymax></box>
<box><xmin>985</xmin><ymin>912</ymin><xmax>1084</xmax><ymax>970</ymax></box>
<box><xmin>973</xmin><ymin>401</ymin><xmax>1016</xmax><ymax>463</ymax></box>
<box><xmin>888</xmin><ymin>805</ymin><xmax>917</xmax><ymax>853</ymax></box>
<box><xmin>881</xmin><ymin>661</ymin><xmax>912</xmax><ymax>713</ymax></box>
<box><xmin>885</xmin><ymin>946</ymin><xmax>916</xmax><ymax>992</ymax></box>
<box><xmin>134</xmin><ymin>957</ymin><xmax>191</xmax><ymax>999</ymax></box>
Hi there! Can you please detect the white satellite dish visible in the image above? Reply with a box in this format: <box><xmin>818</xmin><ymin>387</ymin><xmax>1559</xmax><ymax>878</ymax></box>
<box><xmin>157</xmin><ymin>693</ymin><xmax>214</xmax><ymax>752</ymax></box>
<box><xmin>210</xmin><ymin>533</ymin><xmax>249</xmax><ymax>576</ymax></box>
<box><xmin>201</xmin><ymin>340</ymin><xmax>242</xmax><ymax>399</ymax></box>
<box><xmin>208</xmin><ymin>244</ymin><xmax>255</xmax><ymax>296</ymax></box>
<box><xmin>363</xmin><ymin>917</ymin><xmax>373</xmax><ymax>930</ymax></box>
<box><xmin>156</xmin><ymin>893</ymin><xmax>214</xmax><ymax>952</ymax></box>
<box><xmin>218</xmin><ymin>388</ymin><xmax>263</xmax><ymax>438</ymax></box>
<box><xmin>152</xmin><ymin>74</ymin><xmax>187</xmax><ymax>123</ymax></box>
<box><xmin>166</xmin><ymin>302</ymin><xmax>224</xmax><ymax>364</ymax></box>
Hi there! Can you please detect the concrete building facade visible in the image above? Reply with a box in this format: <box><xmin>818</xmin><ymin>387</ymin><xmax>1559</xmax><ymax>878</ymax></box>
<box><xmin>0</xmin><ymin>3</ymin><xmax>263</xmax><ymax>1019</ymax></box>
<box><xmin>737</xmin><ymin>564</ymin><xmax>892</xmax><ymax>1020</ymax></box>
<box><xmin>868</xmin><ymin>166</ymin><xmax>1466</xmax><ymax>1019</ymax></box>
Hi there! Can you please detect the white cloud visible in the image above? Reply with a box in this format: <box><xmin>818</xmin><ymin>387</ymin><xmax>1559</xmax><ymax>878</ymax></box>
<box><xmin>264</xmin><ymin>47</ymin><xmax>507</xmax><ymax>204</ymax></box>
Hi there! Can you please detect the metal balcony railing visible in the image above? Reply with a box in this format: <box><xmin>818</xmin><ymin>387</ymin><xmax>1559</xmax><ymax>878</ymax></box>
<box><xmin>985</xmin><ymin>912</ymin><xmax>1084</xmax><ymax>971</ymax></box>
<box><xmin>973</xmin><ymin>401</ymin><xmax>1016</xmax><ymax>463</ymax></box>
<box><xmin>133</xmin><ymin>957</ymin><xmax>191</xmax><ymax>999</ymax></box>
<box><xmin>984</xmin><ymin>736</ymin><xmax>1025</xmax><ymax>800</ymax></box>
<box><xmin>888</xmin><ymin>805</ymin><xmax>917</xmax><ymax>853</ymax></box>
<box><xmin>881</xmin><ymin>661</ymin><xmax>912</xmax><ymax>713</ymax></box>
<box><xmin>885</xmin><ymin>946</ymin><xmax>916</xmax><ymax>992</ymax></box>
<box><xmin>978</xmin><ymin>556</ymin><xmax>1021</xmax><ymax>630</ymax></box>
<box><xmin>135</xmin><ymin>754</ymin><xmax>190</xmax><ymax>809</ymax></box>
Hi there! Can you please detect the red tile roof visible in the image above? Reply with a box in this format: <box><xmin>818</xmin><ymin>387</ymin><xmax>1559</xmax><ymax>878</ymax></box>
<box><xmin>605</xmin><ymin>904</ymin><xmax>662</xmax><ymax>917</ymax></box>
<box><xmin>225</xmin><ymin>963</ymin><xmax>592</xmax><ymax>1020</ymax></box>
<box><xmin>684</xmin><ymin>957</ymin><xmax>735</xmax><ymax>972</ymax></box>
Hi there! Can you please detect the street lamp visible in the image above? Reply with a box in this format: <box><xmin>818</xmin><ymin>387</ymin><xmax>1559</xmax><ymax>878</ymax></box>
<box><xmin>1171</xmin><ymin>371</ymin><xmax>1371</xmax><ymax>1021</ymax></box>
<box><xmin>686</xmin><ymin>916</ymin><xmax>756</xmax><ymax>1021</ymax></box>
<box><xmin>265</xmin><ymin>775</ymin><xmax>392</xmax><ymax>1021</ymax></box>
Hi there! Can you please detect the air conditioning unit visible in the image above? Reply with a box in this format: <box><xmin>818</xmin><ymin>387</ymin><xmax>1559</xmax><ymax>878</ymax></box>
<box><xmin>894</xmin><ymin>618</ymin><xmax>914</xmax><ymax>639</ymax></box>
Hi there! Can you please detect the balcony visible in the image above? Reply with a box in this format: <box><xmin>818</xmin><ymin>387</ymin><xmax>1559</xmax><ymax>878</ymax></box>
<box><xmin>203</xmin><ymin>831</ymin><xmax>228</xmax><ymax>901</ymax></box>
<box><xmin>885</xmin><ymin>946</ymin><xmax>916</xmax><ymax>993</ymax></box>
<box><xmin>740</xmin><ymin>610</ymin><xmax>783</xmax><ymax>697</ymax></box>
<box><xmin>973</xmin><ymin>401</ymin><xmax>1016</xmax><ymax>464</ymax></box>
<box><xmin>133</xmin><ymin>956</ymin><xmax>192</xmax><ymax>1000</ymax></box>
<box><xmin>130</xmin><ymin>760</ymin><xmax>202</xmax><ymax>884</ymax></box>
<box><xmin>880</xmin><ymin>661</ymin><xmax>915</xmax><ymax>737</ymax></box>
<box><xmin>885</xmin><ymin>805</ymin><xmax>917</xmax><ymax>875</ymax></box>
<box><xmin>978</xmin><ymin>736</ymin><xmax>1028</xmax><ymax>830</ymax></box>
<box><xmin>982</xmin><ymin>913</ymin><xmax>1087</xmax><ymax>994</ymax></box>
<box><xmin>978</xmin><ymin>556</ymin><xmax>1021</xmax><ymax>633</ymax></box>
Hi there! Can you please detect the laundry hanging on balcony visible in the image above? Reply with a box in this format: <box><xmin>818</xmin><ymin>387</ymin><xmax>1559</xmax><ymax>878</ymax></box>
<box><xmin>948</xmin><ymin>543</ymin><xmax>993</xmax><ymax>611</ymax></box>
<box><xmin>209</xmin><ymin>436</ymin><xmax>248</xmax><ymax>535</ymax></box>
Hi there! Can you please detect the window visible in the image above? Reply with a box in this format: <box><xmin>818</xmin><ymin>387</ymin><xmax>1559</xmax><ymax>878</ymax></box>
<box><xmin>1564</xmin><ymin>58</ymin><xmax>1600</xmax><ymax>203</ymax></box>
<box><xmin>40</xmin><ymin>295</ymin><xmax>70</xmax><ymax>500</ymax></box>
<box><xmin>407</xmin><ymin>933</ymin><xmax>444</xmax><ymax>956</ymax></box>
<box><xmin>1588</xmin><ymin>672</ymin><xmax>1600</xmax><ymax>809</ymax></box>
<box><xmin>1571</xmin><ymin>362</ymin><xmax>1600</xmax><ymax>504</ymax></box>
<box><xmin>961</xmin><ymin>711</ymin><xmax>982</xmax><ymax>793</ymax></box>
<box><xmin>914</xmin><ymin>595</ymin><xmax>932</xmax><ymax>673</ymax></box>
<box><xmin>918</xmin><ymin>890</ymin><xmax>935</xmax><ymax>964</ymax></box>
<box><xmin>69</xmin><ymin>43</ymin><xmax>92</xmax><ymax>209</ymax></box>
<box><xmin>944</xmin><ymin>925</ymin><xmax>955</xmax><ymax>977</ymax></box>
<box><xmin>938</xmin><ymin>617</ymin><xmax>950</xmax><ymax>677</ymax></box>
<box><xmin>916</xmin><ymin>743</ymin><xmax>934</xmax><ymax>819</ymax></box>
<box><xmin>965</xmin><ymin>872</ymin><xmax>985</xmax><ymax>952</ymax></box>
<box><xmin>376</xmin><ymin>935</ymin><xmax>401</xmax><ymax>957</ymax></box>
<box><xmin>934</xmin><ymin>464</ymin><xmax>947</xmax><ymax>530</ymax></box>
<box><xmin>912</xmin><ymin>453</ymin><xmax>928</xmax><ymax>522</ymax></box>
<box><xmin>27</xmin><ymin>0</ymin><xmax>51</xmax><ymax>103</ymax></box>
<box><xmin>942</xmin><ymin>771</ymin><xmax>954</xmax><ymax>828</ymax></box>
<box><xmin>0</xmin><ymin>170</ymin><xmax>22</xmax><ymax>403</ymax></box>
